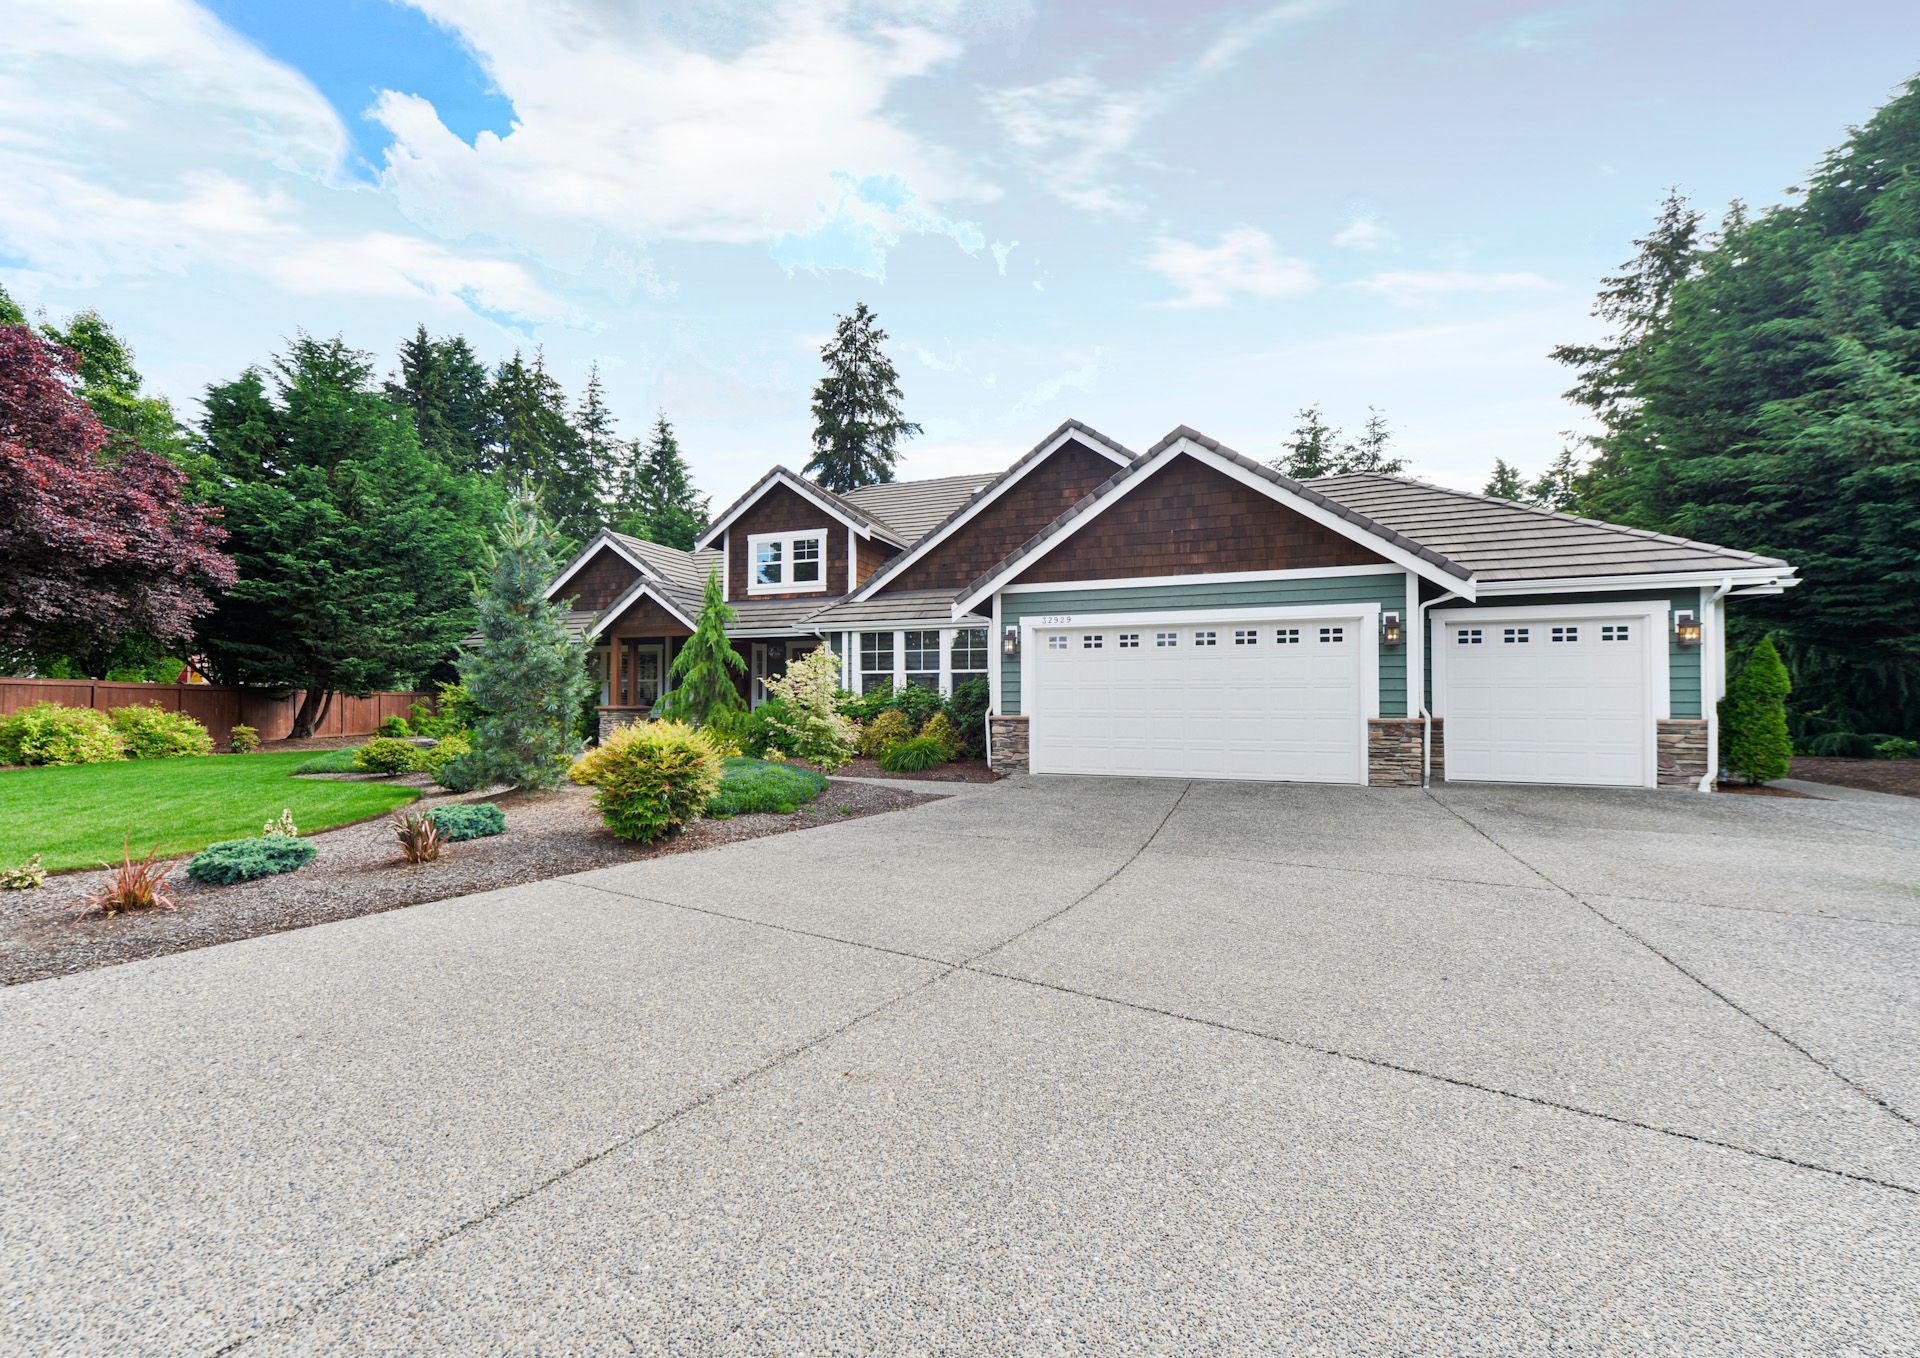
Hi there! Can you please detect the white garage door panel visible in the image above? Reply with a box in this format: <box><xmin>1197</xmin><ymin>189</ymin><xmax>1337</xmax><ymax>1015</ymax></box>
<box><xmin>1029</xmin><ymin>622</ymin><xmax>1364</xmax><ymax>783</ymax></box>
<box><xmin>1444</xmin><ymin>618</ymin><xmax>1650</xmax><ymax>787</ymax></box>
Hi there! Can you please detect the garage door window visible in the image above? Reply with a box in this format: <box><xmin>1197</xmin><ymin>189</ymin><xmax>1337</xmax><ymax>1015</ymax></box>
<box><xmin>1276</xmin><ymin>628</ymin><xmax>1299</xmax><ymax>644</ymax></box>
<box><xmin>1319</xmin><ymin>627</ymin><xmax>1344</xmax><ymax>643</ymax></box>
<box><xmin>1082</xmin><ymin>634</ymin><xmax>1103</xmax><ymax>649</ymax></box>
<box><xmin>1119</xmin><ymin>633</ymin><xmax>1140</xmax><ymax>648</ymax></box>
<box><xmin>1504</xmin><ymin>627</ymin><xmax>1530</xmax><ymax>644</ymax></box>
<box><xmin>1154</xmin><ymin>631</ymin><xmax>1178</xmax><ymax>648</ymax></box>
<box><xmin>1457</xmin><ymin>629</ymin><xmax>1483</xmax><ymax>644</ymax></box>
<box><xmin>1552</xmin><ymin>626</ymin><xmax>1578</xmax><ymax>642</ymax></box>
<box><xmin>1602</xmin><ymin>624</ymin><xmax>1631</xmax><ymax>642</ymax></box>
<box><xmin>1234</xmin><ymin>629</ymin><xmax>1257</xmax><ymax>645</ymax></box>
<box><xmin>1194</xmin><ymin>630</ymin><xmax>1217</xmax><ymax>646</ymax></box>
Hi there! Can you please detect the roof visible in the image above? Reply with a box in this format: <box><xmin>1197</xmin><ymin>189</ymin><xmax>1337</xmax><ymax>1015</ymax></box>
<box><xmin>1307</xmin><ymin>474</ymin><xmax>1794</xmax><ymax>584</ymax></box>
<box><xmin>840</xmin><ymin>472</ymin><xmax>999</xmax><ymax>541</ymax></box>
<box><xmin>610</xmin><ymin>532</ymin><xmax>721</xmax><ymax>607</ymax></box>
<box><xmin>722</xmin><ymin>597</ymin><xmax>837</xmax><ymax>633</ymax></box>
<box><xmin>461</xmin><ymin>609</ymin><xmax>596</xmax><ymax>649</ymax></box>
<box><xmin>806</xmin><ymin>590</ymin><xmax>989</xmax><ymax>628</ymax></box>
<box><xmin>696</xmin><ymin>466</ymin><xmax>909</xmax><ymax>550</ymax></box>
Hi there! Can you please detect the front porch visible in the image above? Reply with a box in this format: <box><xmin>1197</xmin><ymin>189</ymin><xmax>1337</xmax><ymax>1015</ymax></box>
<box><xmin>592</xmin><ymin>628</ymin><xmax>825</xmax><ymax>740</ymax></box>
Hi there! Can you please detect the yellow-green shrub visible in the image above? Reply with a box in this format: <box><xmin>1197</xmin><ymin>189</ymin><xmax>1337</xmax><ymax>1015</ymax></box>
<box><xmin>919</xmin><ymin>711</ymin><xmax>962</xmax><ymax>759</ymax></box>
<box><xmin>858</xmin><ymin>709</ymin><xmax>913</xmax><ymax>757</ymax></box>
<box><xmin>109</xmin><ymin>703</ymin><xmax>214</xmax><ymax>759</ymax></box>
<box><xmin>353</xmin><ymin>737</ymin><xmax>426</xmax><ymax>775</ymax></box>
<box><xmin>0</xmin><ymin>702</ymin><xmax>125</xmax><ymax>766</ymax></box>
<box><xmin>570</xmin><ymin>720</ymin><xmax>723</xmax><ymax>841</ymax></box>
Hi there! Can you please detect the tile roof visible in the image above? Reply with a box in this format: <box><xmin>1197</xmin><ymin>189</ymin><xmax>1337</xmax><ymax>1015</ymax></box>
<box><xmin>840</xmin><ymin>472</ymin><xmax>997</xmax><ymax>541</ymax></box>
<box><xmin>1307</xmin><ymin>474</ymin><xmax>1793</xmax><ymax>583</ymax></box>
<box><xmin>700</xmin><ymin>466</ymin><xmax>909</xmax><ymax>549</ymax></box>
<box><xmin>805</xmin><ymin>590</ymin><xmax>988</xmax><ymax>628</ymax></box>
<box><xmin>609</xmin><ymin>532</ymin><xmax>721</xmax><ymax>609</ymax></box>
<box><xmin>723</xmin><ymin>597</ymin><xmax>838</xmax><ymax>632</ymax></box>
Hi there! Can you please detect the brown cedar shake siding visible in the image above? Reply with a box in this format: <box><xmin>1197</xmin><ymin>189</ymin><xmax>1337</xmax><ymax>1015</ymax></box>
<box><xmin>1015</xmin><ymin>453</ymin><xmax>1388</xmax><ymax>585</ymax></box>
<box><xmin>557</xmin><ymin>546</ymin><xmax>645</xmax><ymax>611</ymax></box>
<box><xmin>598</xmin><ymin>593</ymin><xmax>693</xmax><ymax>638</ymax></box>
<box><xmin>855</xmin><ymin>534</ymin><xmax>894</xmax><ymax>588</ymax></box>
<box><xmin>726</xmin><ymin>483</ymin><xmax>850</xmax><ymax>599</ymax></box>
<box><xmin>881</xmin><ymin>437</ymin><xmax>1122</xmax><ymax>594</ymax></box>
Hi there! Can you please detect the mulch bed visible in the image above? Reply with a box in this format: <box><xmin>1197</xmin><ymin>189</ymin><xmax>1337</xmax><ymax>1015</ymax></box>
<box><xmin>828</xmin><ymin>756</ymin><xmax>1002</xmax><ymax>784</ymax></box>
<box><xmin>1786</xmin><ymin>756</ymin><xmax>1920</xmax><ymax>799</ymax></box>
<box><xmin>1717</xmin><ymin>782</ymin><xmax>1819</xmax><ymax>799</ymax></box>
<box><xmin>0</xmin><ymin>777</ymin><xmax>933</xmax><ymax>988</ymax></box>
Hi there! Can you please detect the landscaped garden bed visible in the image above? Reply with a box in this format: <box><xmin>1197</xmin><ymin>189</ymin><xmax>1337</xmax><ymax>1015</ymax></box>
<box><xmin>828</xmin><ymin>756</ymin><xmax>1000</xmax><ymax>784</ymax></box>
<box><xmin>1785</xmin><ymin>756</ymin><xmax>1920</xmax><ymax>798</ymax></box>
<box><xmin>0</xmin><ymin>774</ymin><xmax>931</xmax><ymax>987</ymax></box>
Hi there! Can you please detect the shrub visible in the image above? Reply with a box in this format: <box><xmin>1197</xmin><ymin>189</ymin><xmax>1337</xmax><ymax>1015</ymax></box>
<box><xmin>0</xmin><ymin>702</ymin><xmax>125</xmax><ymax>766</ymax></box>
<box><xmin>570</xmin><ymin>720</ymin><xmax>724</xmax><ymax>842</ymax></box>
<box><xmin>376</xmin><ymin>715</ymin><xmax>413</xmax><ymax>739</ymax></box>
<box><xmin>431</xmin><ymin>752</ymin><xmax>488</xmax><ymax>794</ymax></box>
<box><xmin>858</xmin><ymin>709</ymin><xmax>913</xmax><ymax>757</ymax></box>
<box><xmin>294</xmin><ymin>745</ymin><xmax>362</xmax><ymax>774</ymax></box>
<box><xmin>1719</xmin><ymin>635</ymin><xmax>1792</xmax><ymax>785</ymax></box>
<box><xmin>228</xmin><ymin>723</ymin><xmax>261</xmax><ymax>754</ymax></box>
<box><xmin>423</xmin><ymin>731</ymin><xmax>472</xmax><ymax>778</ymax></box>
<box><xmin>262</xmin><ymin>808</ymin><xmax>299</xmax><ymax>838</ymax></box>
<box><xmin>703</xmin><ymin>706</ymin><xmax>752</xmax><ymax>750</ymax></box>
<box><xmin>919</xmin><ymin>711</ymin><xmax>963</xmax><ymax>759</ymax></box>
<box><xmin>944</xmin><ymin>677</ymin><xmax>990</xmax><ymax>758</ymax></box>
<box><xmin>424</xmin><ymin>802</ymin><xmax>506</xmax><ymax>841</ymax></box>
<box><xmin>878</xmin><ymin>735</ymin><xmax>951</xmax><ymax>773</ymax></box>
<box><xmin>706</xmin><ymin>757</ymin><xmax>828</xmax><ymax>817</ymax></box>
<box><xmin>2</xmin><ymin>854</ymin><xmax>46</xmax><ymax>891</ymax></box>
<box><xmin>83</xmin><ymin>839</ymin><xmax>179</xmax><ymax>913</ymax></box>
<box><xmin>840</xmin><ymin>683</ymin><xmax>946</xmax><ymax>727</ymax></box>
<box><xmin>739</xmin><ymin>699</ymin><xmax>801</xmax><ymax>758</ymax></box>
<box><xmin>1875</xmin><ymin>737</ymin><xmax>1920</xmax><ymax>760</ymax></box>
<box><xmin>393</xmin><ymin>810</ymin><xmax>446</xmax><ymax>864</ymax></box>
<box><xmin>354</xmin><ymin>737</ymin><xmax>427</xmax><ymax>775</ymax></box>
<box><xmin>186</xmin><ymin>835</ymin><xmax>318</xmax><ymax>886</ymax></box>
<box><xmin>762</xmin><ymin>649</ymin><xmax>859</xmax><ymax>772</ymax></box>
<box><xmin>1799</xmin><ymin>731</ymin><xmax>1884</xmax><ymax>758</ymax></box>
<box><xmin>109</xmin><ymin>703</ymin><xmax>214</xmax><ymax>759</ymax></box>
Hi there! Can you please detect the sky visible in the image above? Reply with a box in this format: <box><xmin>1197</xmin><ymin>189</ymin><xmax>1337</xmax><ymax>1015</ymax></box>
<box><xmin>3</xmin><ymin>1</ymin><xmax>1916</xmax><ymax>506</ymax></box>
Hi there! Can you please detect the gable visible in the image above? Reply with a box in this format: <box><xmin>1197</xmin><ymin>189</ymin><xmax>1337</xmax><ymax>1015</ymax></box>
<box><xmin>597</xmin><ymin>590</ymin><xmax>694</xmax><ymax>638</ymax></box>
<box><xmin>878</xmin><ymin>437</ymin><xmax>1122</xmax><ymax>595</ymax></box>
<box><xmin>726</xmin><ymin>483</ymin><xmax>847</xmax><ymax>599</ymax></box>
<box><xmin>559</xmin><ymin>545</ymin><xmax>646</xmax><ymax>611</ymax></box>
<box><xmin>1011</xmin><ymin>452</ymin><xmax>1390</xmax><ymax>586</ymax></box>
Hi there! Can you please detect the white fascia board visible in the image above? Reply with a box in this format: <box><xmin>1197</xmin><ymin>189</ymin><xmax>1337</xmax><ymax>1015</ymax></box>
<box><xmin>1019</xmin><ymin>601</ymin><xmax>1379</xmax><ymax>631</ymax></box>
<box><xmin>695</xmin><ymin>470</ymin><xmax>889</xmax><ymax>551</ymax></box>
<box><xmin>1473</xmin><ymin>568</ymin><xmax>1796</xmax><ymax>595</ymax></box>
<box><xmin>850</xmin><ymin>426</ymin><xmax>1132</xmax><ymax>603</ymax></box>
<box><xmin>998</xmin><ymin>563</ymin><xmax>1404</xmax><ymax>594</ymax></box>
<box><xmin>583</xmin><ymin>580</ymin><xmax>698</xmax><ymax>639</ymax></box>
<box><xmin>546</xmin><ymin>531</ymin><xmax>656</xmax><ymax>601</ymax></box>
<box><xmin>955</xmin><ymin>437</ymin><xmax>1472</xmax><ymax>615</ymax></box>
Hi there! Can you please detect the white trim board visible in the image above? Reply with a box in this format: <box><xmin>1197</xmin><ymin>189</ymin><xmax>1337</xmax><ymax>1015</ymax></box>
<box><xmin>996</xmin><ymin>563</ymin><xmax>1404</xmax><ymax>596</ymax></box>
<box><xmin>851</xmin><ymin>425</ymin><xmax>1131</xmax><ymax>603</ymax></box>
<box><xmin>1473</xmin><ymin>569</ymin><xmax>1795</xmax><ymax>596</ymax></box>
<box><xmin>955</xmin><ymin>435</ymin><xmax>1474</xmax><ymax>615</ymax></box>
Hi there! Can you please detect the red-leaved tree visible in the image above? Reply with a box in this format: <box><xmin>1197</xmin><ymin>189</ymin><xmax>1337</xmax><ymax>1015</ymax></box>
<box><xmin>0</xmin><ymin>323</ymin><xmax>235</xmax><ymax>670</ymax></box>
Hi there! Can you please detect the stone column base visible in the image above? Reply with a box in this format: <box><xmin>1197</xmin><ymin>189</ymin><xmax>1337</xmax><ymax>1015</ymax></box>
<box><xmin>1657</xmin><ymin>718</ymin><xmax>1712</xmax><ymax>789</ymax></box>
<box><xmin>988</xmin><ymin>714</ymin><xmax>1030</xmax><ymax>774</ymax></box>
<box><xmin>1367</xmin><ymin>718</ymin><xmax>1428</xmax><ymax>787</ymax></box>
<box><xmin>1428</xmin><ymin>718</ymin><xmax>1445</xmax><ymax>781</ymax></box>
<box><xmin>597</xmin><ymin>707</ymin><xmax>647</xmax><ymax>743</ymax></box>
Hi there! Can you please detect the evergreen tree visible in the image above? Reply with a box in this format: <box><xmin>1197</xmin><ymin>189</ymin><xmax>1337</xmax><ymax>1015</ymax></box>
<box><xmin>488</xmin><ymin>349</ymin><xmax>600</xmax><ymax>549</ymax></box>
<box><xmin>613</xmin><ymin>412</ymin><xmax>707</xmax><ymax>550</ymax></box>
<box><xmin>1528</xmin><ymin>446</ymin><xmax>1585</xmax><ymax>512</ymax></box>
<box><xmin>1719</xmin><ymin>635</ymin><xmax>1792</xmax><ymax>784</ymax></box>
<box><xmin>1483</xmin><ymin>459</ymin><xmax>1528</xmax><ymax>499</ymax></box>
<box><xmin>386</xmin><ymin>324</ymin><xmax>492</xmax><ymax>474</ymax></box>
<box><xmin>659</xmin><ymin>570</ymin><xmax>745</xmax><ymax>723</ymax></box>
<box><xmin>1337</xmin><ymin>408</ymin><xmax>1406</xmax><ymax>475</ymax></box>
<box><xmin>806</xmin><ymin>302</ymin><xmax>920</xmax><ymax>491</ymax></box>
<box><xmin>197</xmin><ymin>334</ymin><xmax>495</xmax><ymax>736</ymax></box>
<box><xmin>573</xmin><ymin>365</ymin><xmax>621</xmax><ymax>526</ymax></box>
<box><xmin>456</xmin><ymin>488</ymin><xmax>595</xmax><ymax>792</ymax></box>
<box><xmin>1271</xmin><ymin>404</ymin><xmax>1340</xmax><ymax>478</ymax></box>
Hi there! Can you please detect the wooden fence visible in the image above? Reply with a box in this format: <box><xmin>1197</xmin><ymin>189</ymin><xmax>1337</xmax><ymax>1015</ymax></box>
<box><xmin>0</xmin><ymin>678</ymin><xmax>432</xmax><ymax>747</ymax></box>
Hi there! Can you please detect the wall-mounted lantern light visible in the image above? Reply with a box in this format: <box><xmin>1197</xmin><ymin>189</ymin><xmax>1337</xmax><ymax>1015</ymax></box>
<box><xmin>1674</xmin><ymin>610</ymin><xmax>1702</xmax><ymax>647</ymax></box>
<box><xmin>1002</xmin><ymin>624</ymin><xmax>1020</xmax><ymax>658</ymax></box>
<box><xmin>1380</xmin><ymin>611</ymin><xmax>1404</xmax><ymax>647</ymax></box>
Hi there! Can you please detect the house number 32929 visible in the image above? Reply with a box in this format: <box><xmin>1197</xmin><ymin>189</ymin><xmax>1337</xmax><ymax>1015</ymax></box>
<box><xmin>1035</xmin><ymin>615</ymin><xmax>1073</xmax><ymax>625</ymax></box>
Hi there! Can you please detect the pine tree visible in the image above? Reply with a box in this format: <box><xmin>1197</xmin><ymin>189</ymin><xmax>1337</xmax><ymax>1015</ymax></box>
<box><xmin>386</xmin><ymin>325</ymin><xmax>492</xmax><ymax>474</ymax></box>
<box><xmin>1271</xmin><ymin>404</ymin><xmax>1339</xmax><ymax>478</ymax></box>
<box><xmin>1719</xmin><ymin>635</ymin><xmax>1792</xmax><ymax>784</ymax></box>
<box><xmin>488</xmin><ymin>350</ymin><xmax>598</xmax><ymax>550</ymax></box>
<box><xmin>613</xmin><ymin>412</ymin><xmax>707</xmax><ymax>550</ymax></box>
<box><xmin>575</xmin><ymin>365</ymin><xmax>619</xmax><ymax>518</ymax></box>
<box><xmin>806</xmin><ymin>302</ymin><xmax>920</xmax><ymax>491</ymax></box>
<box><xmin>1337</xmin><ymin>408</ymin><xmax>1406</xmax><ymax>475</ymax></box>
<box><xmin>1483</xmin><ymin>459</ymin><xmax>1528</xmax><ymax>499</ymax></box>
<box><xmin>456</xmin><ymin>488</ymin><xmax>596</xmax><ymax>792</ymax></box>
<box><xmin>659</xmin><ymin>570</ymin><xmax>746</xmax><ymax>723</ymax></box>
<box><xmin>1528</xmin><ymin>446</ymin><xmax>1585</xmax><ymax>512</ymax></box>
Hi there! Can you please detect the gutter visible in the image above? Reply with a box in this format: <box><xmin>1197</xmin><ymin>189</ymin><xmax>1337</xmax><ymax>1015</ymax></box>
<box><xmin>1700</xmin><ymin>576</ymin><xmax>1734</xmax><ymax>793</ymax></box>
<box><xmin>1418</xmin><ymin>589</ymin><xmax>1465</xmax><ymax>787</ymax></box>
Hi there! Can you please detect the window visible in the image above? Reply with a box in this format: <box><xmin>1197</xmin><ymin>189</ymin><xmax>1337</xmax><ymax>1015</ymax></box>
<box><xmin>1276</xmin><ymin>628</ymin><xmax>1300</xmax><ymax>644</ymax></box>
<box><xmin>1551</xmin><ymin>626</ymin><xmax>1579</xmax><ymax>643</ymax></box>
<box><xmin>1046</xmin><ymin>634</ymin><xmax>1068</xmax><ymax>651</ymax></box>
<box><xmin>1234</xmin><ymin>629</ymin><xmax>1258</xmax><ymax>645</ymax></box>
<box><xmin>1319</xmin><ymin>627</ymin><xmax>1344</xmax><ymax>644</ymax></box>
<box><xmin>1194</xmin><ymin>630</ymin><xmax>1217</xmax><ymax>646</ymax></box>
<box><xmin>858</xmin><ymin>631</ymin><xmax>894</xmax><ymax>695</ymax></box>
<box><xmin>950</xmin><ymin>628</ymin><xmax>988</xmax><ymax>689</ymax></box>
<box><xmin>904</xmin><ymin>630</ymin><xmax>940</xmax><ymax>688</ymax></box>
<box><xmin>748</xmin><ymin>530</ymin><xmax>828</xmax><ymax>593</ymax></box>
<box><xmin>1457</xmin><ymin>628</ymin><xmax>1483</xmax><ymax>645</ymax></box>
<box><xmin>1155</xmin><ymin>631</ymin><xmax>1178</xmax><ymax>648</ymax></box>
<box><xmin>1602</xmin><ymin>624</ymin><xmax>1631</xmax><ymax>642</ymax></box>
<box><xmin>1118</xmin><ymin>633</ymin><xmax>1141</xmax><ymax>649</ymax></box>
<box><xmin>1082</xmin><ymin>634</ymin><xmax>1104</xmax><ymax>649</ymax></box>
<box><xmin>1503</xmin><ymin>627</ymin><xmax>1530</xmax><ymax>644</ymax></box>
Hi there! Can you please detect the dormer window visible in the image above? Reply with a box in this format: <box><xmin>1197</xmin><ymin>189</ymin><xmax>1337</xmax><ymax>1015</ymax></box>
<box><xmin>749</xmin><ymin>529</ymin><xmax>827</xmax><ymax>594</ymax></box>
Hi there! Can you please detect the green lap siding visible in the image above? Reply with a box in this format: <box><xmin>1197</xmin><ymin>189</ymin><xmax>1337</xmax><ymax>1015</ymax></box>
<box><xmin>999</xmin><ymin>572</ymin><xmax>1413</xmax><ymax>717</ymax></box>
<box><xmin>1422</xmin><ymin>587</ymin><xmax>1703</xmax><ymax>719</ymax></box>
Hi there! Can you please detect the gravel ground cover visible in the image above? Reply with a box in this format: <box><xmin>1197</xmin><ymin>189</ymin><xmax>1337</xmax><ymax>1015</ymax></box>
<box><xmin>0</xmin><ymin>776</ymin><xmax>931</xmax><ymax>986</ymax></box>
<box><xmin>1789</xmin><ymin>755</ymin><xmax>1920</xmax><ymax>798</ymax></box>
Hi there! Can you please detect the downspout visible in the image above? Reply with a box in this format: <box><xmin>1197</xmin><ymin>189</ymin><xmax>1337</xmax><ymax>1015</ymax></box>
<box><xmin>1700</xmin><ymin>577</ymin><xmax>1733</xmax><ymax>793</ymax></box>
<box><xmin>1418</xmin><ymin>589</ymin><xmax>1464</xmax><ymax>788</ymax></box>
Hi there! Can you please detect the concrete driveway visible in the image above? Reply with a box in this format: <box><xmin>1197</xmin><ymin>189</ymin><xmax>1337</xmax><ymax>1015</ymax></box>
<box><xmin>5</xmin><ymin>777</ymin><xmax>1918</xmax><ymax>1355</ymax></box>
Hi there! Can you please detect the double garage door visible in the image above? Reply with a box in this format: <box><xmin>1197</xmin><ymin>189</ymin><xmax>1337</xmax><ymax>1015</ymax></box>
<box><xmin>1027</xmin><ymin>616</ymin><xmax>1366</xmax><ymax>783</ymax></box>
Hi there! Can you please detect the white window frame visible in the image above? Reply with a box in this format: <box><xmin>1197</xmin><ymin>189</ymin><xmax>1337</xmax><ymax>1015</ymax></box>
<box><xmin>747</xmin><ymin>529</ymin><xmax>829</xmax><ymax>595</ymax></box>
<box><xmin>850</xmin><ymin>625</ymin><xmax>990</xmax><ymax>698</ymax></box>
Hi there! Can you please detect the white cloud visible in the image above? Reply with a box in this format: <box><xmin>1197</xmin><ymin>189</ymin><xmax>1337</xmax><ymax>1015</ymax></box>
<box><xmin>1351</xmin><ymin>268</ymin><xmax>1556</xmax><ymax>307</ymax></box>
<box><xmin>1145</xmin><ymin>227</ymin><xmax>1315</xmax><ymax>308</ymax></box>
<box><xmin>1332</xmin><ymin>212</ymin><xmax>1394</xmax><ymax>250</ymax></box>
<box><xmin>378</xmin><ymin>3</ymin><xmax>993</xmax><ymax>274</ymax></box>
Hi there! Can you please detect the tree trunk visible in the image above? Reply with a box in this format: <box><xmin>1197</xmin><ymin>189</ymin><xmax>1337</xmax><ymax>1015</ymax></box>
<box><xmin>290</xmin><ymin>685</ymin><xmax>329</xmax><ymax>739</ymax></box>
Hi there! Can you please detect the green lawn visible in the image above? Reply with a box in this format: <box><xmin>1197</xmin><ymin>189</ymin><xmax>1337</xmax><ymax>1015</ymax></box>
<box><xmin>0</xmin><ymin>752</ymin><xmax>420</xmax><ymax>873</ymax></box>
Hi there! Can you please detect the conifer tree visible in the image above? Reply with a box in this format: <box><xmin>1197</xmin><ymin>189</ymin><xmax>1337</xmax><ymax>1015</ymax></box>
<box><xmin>659</xmin><ymin>571</ymin><xmax>745</xmax><ymax>723</ymax></box>
<box><xmin>1483</xmin><ymin>459</ymin><xmax>1528</xmax><ymax>499</ymax></box>
<box><xmin>1528</xmin><ymin>447</ymin><xmax>1585</xmax><ymax>512</ymax></box>
<box><xmin>806</xmin><ymin>302</ymin><xmax>920</xmax><ymax>491</ymax></box>
<box><xmin>1337</xmin><ymin>408</ymin><xmax>1406</xmax><ymax>475</ymax></box>
<box><xmin>387</xmin><ymin>325</ymin><xmax>492</xmax><ymax>474</ymax></box>
<box><xmin>575</xmin><ymin>365</ymin><xmax>619</xmax><ymax>518</ymax></box>
<box><xmin>456</xmin><ymin>488</ymin><xmax>595</xmax><ymax>792</ymax></box>
<box><xmin>488</xmin><ymin>350</ymin><xmax>599</xmax><ymax>550</ymax></box>
<box><xmin>1719</xmin><ymin>636</ymin><xmax>1792</xmax><ymax>785</ymax></box>
<box><xmin>1271</xmin><ymin>404</ymin><xmax>1339</xmax><ymax>479</ymax></box>
<box><xmin>613</xmin><ymin>413</ymin><xmax>707</xmax><ymax>550</ymax></box>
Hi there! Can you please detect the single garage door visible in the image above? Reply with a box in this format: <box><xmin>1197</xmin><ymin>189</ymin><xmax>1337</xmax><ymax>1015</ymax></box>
<box><xmin>1441</xmin><ymin>615</ymin><xmax>1651</xmax><ymax>786</ymax></box>
<box><xmin>1028</xmin><ymin>618</ymin><xmax>1365</xmax><ymax>782</ymax></box>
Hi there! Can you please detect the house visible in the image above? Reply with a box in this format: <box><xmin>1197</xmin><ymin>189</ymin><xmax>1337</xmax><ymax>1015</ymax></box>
<box><xmin>543</xmin><ymin>420</ymin><xmax>1797</xmax><ymax>791</ymax></box>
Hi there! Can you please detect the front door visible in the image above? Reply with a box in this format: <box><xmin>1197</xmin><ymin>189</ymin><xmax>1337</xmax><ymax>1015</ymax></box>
<box><xmin>750</xmin><ymin>642</ymin><xmax>786</xmax><ymax>709</ymax></box>
<box><xmin>619</xmin><ymin>642</ymin><xmax>665</xmax><ymax>710</ymax></box>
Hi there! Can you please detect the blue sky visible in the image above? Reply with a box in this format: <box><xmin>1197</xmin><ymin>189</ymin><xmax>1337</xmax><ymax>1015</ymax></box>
<box><xmin>3</xmin><ymin>1</ymin><xmax>1916</xmax><ymax>503</ymax></box>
